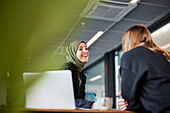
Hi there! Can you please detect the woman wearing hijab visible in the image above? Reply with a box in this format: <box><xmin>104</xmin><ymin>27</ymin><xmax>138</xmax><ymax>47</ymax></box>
<box><xmin>61</xmin><ymin>40</ymin><xmax>97</xmax><ymax>109</ymax></box>
<box><xmin>118</xmin><ymin>25</ymin><xmax>170</xmax><ymax>113</ymax></box>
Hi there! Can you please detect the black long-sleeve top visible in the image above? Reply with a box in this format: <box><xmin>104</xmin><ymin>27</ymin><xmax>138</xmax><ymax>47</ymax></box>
<box><xmin>61</xmin><ymin>62</ymin><xmax>94</xmax><ymax>108</ymax></box>
<box><xmin>120</xmin><ymin>46</ymin><xmax>170</xmax><ymax>113</ymax></box>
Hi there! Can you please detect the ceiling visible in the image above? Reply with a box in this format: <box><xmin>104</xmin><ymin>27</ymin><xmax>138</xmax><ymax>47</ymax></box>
<box><xmin>1</xmin><ymin>0</ymin><xmax>169</xmax><ymax>74</ymax></box>
<box><xmin>26</xmin><ymin>0</ymin><xmax>170</xmax><ymax>72</ymax></box>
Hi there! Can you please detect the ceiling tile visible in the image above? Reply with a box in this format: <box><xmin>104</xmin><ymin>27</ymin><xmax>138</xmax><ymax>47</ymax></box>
<box><xmin>124</xmin><ymin>2</ymin><xmax>169</xmax><ymax>21</ymax></box>
<box><xmin>110</xmin><ymin>18</ymin><xmax>148</xmax><ymax>31</ymax></box>
<box><xmin>67</xmin><ymin>29</ymin><xmax>97</xmax><ymax>42</ymax></box>
<box><xmin>75</xmin><ymin>18</ymin><xmax>113</xmax><ymax>31</ymax></box>
<box><xmin>141</xmin><ymin>0</ymin><xmax>170</xmax><ymax>7</ymax></box>
<box><xmin>100</xmin><ymin>31</ymin><xmax>124</xmax><ymax>42</ymax></box>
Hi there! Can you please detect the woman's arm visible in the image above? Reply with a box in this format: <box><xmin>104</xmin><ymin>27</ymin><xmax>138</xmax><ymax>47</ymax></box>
<box><xmin>75</xmin><ymin>99</ymin><xmax>94</xmax><ymax>109</ymax></box>
<box><xmin>118</xmin><ymin>92</ymin><xmax>128</xmax><ymax>111</ymax></box>
<box><xmin>120</xmin><ymin>67</ymin><xmax>146</xmax><ymax>113</ymax></box>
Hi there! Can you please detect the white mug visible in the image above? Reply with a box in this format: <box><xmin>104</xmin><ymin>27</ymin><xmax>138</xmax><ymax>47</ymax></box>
<box><xmin>97</xmin><ymin>97</ymin><xmax>113</xmax><ymax>110</ymax></box>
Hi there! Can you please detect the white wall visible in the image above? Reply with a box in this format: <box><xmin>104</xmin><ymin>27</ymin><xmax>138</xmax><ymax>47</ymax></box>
<box><xmin>152</xmin><ymin>22</ymin><xmax>170</xmax><ymax>50</ymax></box>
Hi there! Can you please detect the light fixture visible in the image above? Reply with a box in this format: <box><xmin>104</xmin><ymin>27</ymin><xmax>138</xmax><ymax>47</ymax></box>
<box><xmin>86</xmin><ymin>31</ymin><xmax>104</xmax><ymax>48</ymax></box>
<box><xmin>129</xmin><ymin>0</ymin><xmax>139</xmax><ymax>4</ymax></box>
<box><xmin>162</xmin><ymin>43</ymin><xmax>170</xmax><ymax>49</ymax></box>
<box><xmin>153</xmin><ymin>22</ymin><xmax>170</xmax><ymax>34</ymax></box>
<box><xmin>152</xmin><ymin>22</ymin><xmax>170</xmax><ymax>49</ymax></box>
<box><xmin>89</xmin><ymin>75</ymin><xmax>102</xmax><ymax>81</ymax></box>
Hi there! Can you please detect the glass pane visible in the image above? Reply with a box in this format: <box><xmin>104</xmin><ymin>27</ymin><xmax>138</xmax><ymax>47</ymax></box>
<box><xmin>84</xmin><ymin>60</ymin><xmax>105</xmax><ymax>101</ymax></box>
<box><xmin>115</xmin><ymin>50</ymin><xmax>123</xmax><ymax>109</ymax></box>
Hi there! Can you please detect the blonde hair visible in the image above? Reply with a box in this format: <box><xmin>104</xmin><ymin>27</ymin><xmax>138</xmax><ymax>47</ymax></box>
<box><xmin>122</xmin><ymin>25</ymin><xmax>170</xmax><ymax>62</ymax></box>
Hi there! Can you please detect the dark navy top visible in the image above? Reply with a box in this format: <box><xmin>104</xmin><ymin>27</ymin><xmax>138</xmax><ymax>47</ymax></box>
<box><xmin>120</xmin><ymin>46</ymin><xmax>170</xmax><ymax>113</ymax></box>
<box><xmin>61</xmin><ymin>62</ymin><xmax>94</xmax><ymax>108</ymax></box>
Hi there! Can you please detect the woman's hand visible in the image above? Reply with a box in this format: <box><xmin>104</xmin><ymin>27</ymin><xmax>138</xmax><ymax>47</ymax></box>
<box><xmin>91</xmin><ymin>102</ymin><xmax>98</xmax><ymax>109</ymax></box>
<box><xmin>118</xmin><ymin>92</ymin><xmax>128</xmax><ymax>111</ymax></box>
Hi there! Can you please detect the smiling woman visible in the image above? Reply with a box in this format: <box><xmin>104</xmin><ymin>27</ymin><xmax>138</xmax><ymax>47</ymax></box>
<box><xmin>60</xmin><ymin>40</ymin><xmax>97</xmax><ymax>109</ymax></box>
<box><xmin>76</xmin><ymin>43</ymin><xmax>89</xmax><ymax>63</ymax></box>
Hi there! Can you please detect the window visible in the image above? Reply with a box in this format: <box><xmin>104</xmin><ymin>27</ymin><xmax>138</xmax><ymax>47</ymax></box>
<box><xmin>84</xmin><ymin>60</ymin><xmax>105</xmax><ymax>101</ymax></box>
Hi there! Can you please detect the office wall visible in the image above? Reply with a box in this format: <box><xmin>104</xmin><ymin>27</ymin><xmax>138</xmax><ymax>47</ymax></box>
<box><xmin>152</xmin><ymin>22</ymin><xmax>170</xmax><ymax>50</ymax></box>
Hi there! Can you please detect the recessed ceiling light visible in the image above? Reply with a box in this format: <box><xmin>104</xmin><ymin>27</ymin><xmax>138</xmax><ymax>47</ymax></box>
<box><xmin>89</xmin><ymin>75</ymin><xmax>102</xmax><ymax>81</ymax></box>
<box><xmin>162</xmin><ymin>43</ymin><xmax>170</xmax><ymax>49</ymax></box>
<box><xmin>130</xmin><ymin>0</ymin><xmax>139</xmax><ymax>4</ymax></box>
<box><xmin>86</xmin><ymin>31</ymin><xmax>104</xmax><ymax>48</ymax></box>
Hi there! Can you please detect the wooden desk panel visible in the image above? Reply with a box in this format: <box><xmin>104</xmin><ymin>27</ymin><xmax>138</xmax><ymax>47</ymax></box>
<box><xmin>0</xmin><ymin>108</ymin><xmax>136</xmax><ymax>113</ymax></box>
<box><xmin>23</xmin><ymin>108</ymin><xmax>136</xmax><ymax>113</ymax></box>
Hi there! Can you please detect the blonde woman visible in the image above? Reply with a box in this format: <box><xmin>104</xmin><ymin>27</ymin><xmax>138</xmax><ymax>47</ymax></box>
<box><xmin>119</xmin><ymin>25</ymin><xmax>170</xmax><ymax>113</ymax></box>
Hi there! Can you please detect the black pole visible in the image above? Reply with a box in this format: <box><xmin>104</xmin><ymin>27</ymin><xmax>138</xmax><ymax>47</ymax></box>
<box><xmin>104</xmin><ymin>52</ymin><xmax>116</xmax><ymax>108</ymax></box>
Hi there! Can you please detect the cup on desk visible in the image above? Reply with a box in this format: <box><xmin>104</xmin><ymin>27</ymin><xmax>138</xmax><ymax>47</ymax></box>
<box><xmin>97</xmin><ymin>97</ymin><xmax>113</xmax><ymax>110</ymax></box>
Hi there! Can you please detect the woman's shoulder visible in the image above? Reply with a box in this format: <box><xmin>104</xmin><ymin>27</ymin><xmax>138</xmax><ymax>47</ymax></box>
<box><xmin>122</xmin><ymin>46</ymin><xmax>143</xmax><ymax>58</ymax></box>
<box><xmin>121</xmin><ymin>46</ymin><xmax>153</xmax><ymax>72</ymax></box>
<box><xmin>121</xmin><ymin>46</ymin><xmax>168</xmax><ymax>65</ymax></box>
<box><xmin>60</xmin><ymin>62</ymin><xmax>77</xmax><ymax>70</ymax></box>
<box><xmin>123</xmin><ymin>46</ymin><xmax>153</xmax><ymax>58</ymax></box>
<box><xmin>121</xmin><ymin>46</ymin><xmax>155</xmax><ymax>65</ymax></box>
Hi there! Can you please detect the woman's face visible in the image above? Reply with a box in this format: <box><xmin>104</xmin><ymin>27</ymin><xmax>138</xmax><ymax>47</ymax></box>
<box><xmin>76</xmin><ymin>43</ymin><xmax>89</xmax><ymax>63</ymax></box>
